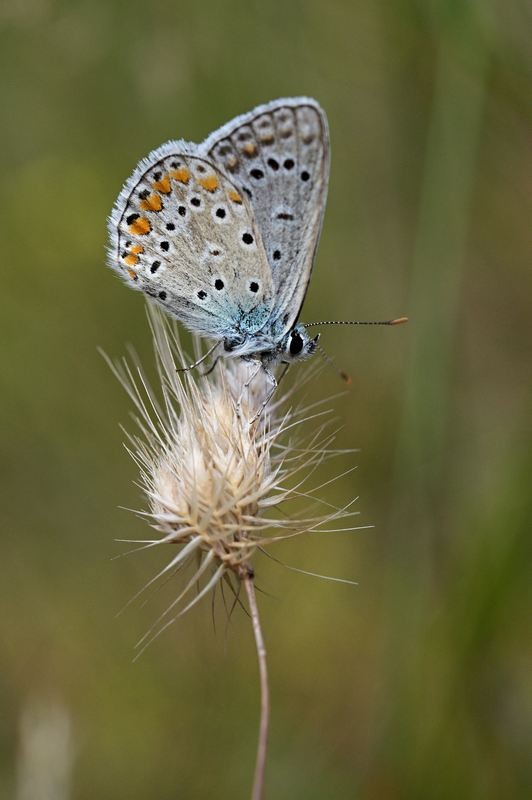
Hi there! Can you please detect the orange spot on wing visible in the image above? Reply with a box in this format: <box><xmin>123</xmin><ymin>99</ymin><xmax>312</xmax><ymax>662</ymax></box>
<box><xmin>171</xmin><ymin>167</ymin><xmax>190</xmax><ymax>184</ymax></box>
<box><xmin>153</xmin><ymin>174</ymin><xmax>171</xmax><ymax>194</ymax></box>
<box><xmin>243</xmin><ymin>142</ymin><xmax>257</xmax><ymax>156</ymax></box>
<box><xmin>129</xmin><ymin>217</ymin><xmax>151</xmax><ymax>235</ymax></box>
<box><xmin>140</xmin><ymin>193</ymin><xmax>162</xmax><ymax>212</ymax></box>
<box><xmin>228</xmin><ymin>189</ymin><xmax>242</xmax><ymax>204</ymax></box>
<box><xmin>130</xmin><ymin>244</ymin><xmax>144</xmax><ymax>255</ymax></box>
<box><xmin>127</xmin><ymin>268</ymin><xmax>138</xmax><ymax>280</ymax></box>
<box><xmin>124</xmin><ymin>254</ymin><xmax>139</xmax><ymax>267</ymax></box>
<box><xmin>199</xmin><ymin>175</ymin><xmax>219</xmax><ymax>192</ymax></box>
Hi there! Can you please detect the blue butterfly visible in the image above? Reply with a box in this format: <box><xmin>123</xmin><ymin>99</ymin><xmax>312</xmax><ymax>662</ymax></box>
<box><xmin>109</xmin><ymin>97</ymin><xmax>406</xmax><ymax>414</ymax></box>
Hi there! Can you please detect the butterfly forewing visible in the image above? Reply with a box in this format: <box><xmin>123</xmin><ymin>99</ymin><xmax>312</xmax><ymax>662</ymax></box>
<box><xmin>202</xmin><ymin>98</ymin><xmax>330</xmax><ymax>331</ymax></box>
<box><xmin>108</xmin><ymin>145</ymin><xmax>274</xmax><ymax>339</ymax></box>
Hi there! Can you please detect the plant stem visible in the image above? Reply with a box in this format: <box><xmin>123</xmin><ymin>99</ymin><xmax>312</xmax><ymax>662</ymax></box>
<box><xmin>244</xmin><ymin>572</ymin><xmax>269</xmax><ymax>800</ymax></box>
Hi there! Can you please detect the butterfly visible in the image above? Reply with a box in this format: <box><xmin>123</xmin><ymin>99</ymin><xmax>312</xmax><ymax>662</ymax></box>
<box><xmin>108</xmin><ymin>97</ymin><xmax>406</xmax><ymax>414</ymax></box>
<box><xmin>108</xmin><ymin>100</ymin><xmax>329</xmax><ymax>383</ymax></box>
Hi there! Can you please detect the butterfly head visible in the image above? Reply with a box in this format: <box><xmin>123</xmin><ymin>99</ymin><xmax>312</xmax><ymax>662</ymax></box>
<box><xmin>282</xmin><ymin>325</ymin><xmax>320</xmax><ymax>363</ymax></box>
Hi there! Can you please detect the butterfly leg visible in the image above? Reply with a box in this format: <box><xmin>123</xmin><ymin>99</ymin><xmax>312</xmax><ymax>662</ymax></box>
<box><xmin>248</xmin><ymin>366</ymin><xmax>278</xmax><ymax>424</ymax></box>
<box><xmin>234</xmin><ymin>358</ymin><xmax>265</xmax><ymax>420</ymax></box>
<box><xmin>277</xmin><ymin>364</ymin><xmax>290</xmax><ymax>389</ymax></box>
<box><xmin>236</xmin><ymin>359</ymin><xmax>263</xmax><ymax>412</ymax></box>
<box><xmin>176</xmin><ymin>341</ymin><xmax>220</xmax><ymax>373</ymax></box>
<box><xmin>200</xmin><ymin>355</ymin><xmax>221</xmax><ymax>377</ymax></box>
<box><xmin>263</xmin><ymin>364</ymin><xmax>290</xmax><ymax>414</ymax></box>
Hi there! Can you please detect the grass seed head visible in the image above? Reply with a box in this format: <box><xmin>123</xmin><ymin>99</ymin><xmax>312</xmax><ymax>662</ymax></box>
<box><xmin>106</xmin><ymin>307</ymin><xmax>356</xmax><ymax>645</ymax></box>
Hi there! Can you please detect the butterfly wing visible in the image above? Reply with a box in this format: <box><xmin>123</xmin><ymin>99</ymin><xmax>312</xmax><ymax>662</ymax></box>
<box><xmin>108</xmin><ymin>143</ymin><xmax>274</xmax><ymax>340</ymax></box>
<box><xmin>201</xmin><ymin>97</ymin><xmax>329</xmax><ymax>332</ymax></box>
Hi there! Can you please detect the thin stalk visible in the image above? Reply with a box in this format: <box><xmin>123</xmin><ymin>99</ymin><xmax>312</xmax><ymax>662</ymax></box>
<box><xmin>243</xmin><ymin>571</ymin><xmax>269</xmax><ymax>800</ymax></box>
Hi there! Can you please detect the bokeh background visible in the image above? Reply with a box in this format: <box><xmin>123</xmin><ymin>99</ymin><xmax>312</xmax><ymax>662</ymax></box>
<box><xmin>1</xmin><ymin>1</ymin><xmax>531</xmax><ymax>798</ymax></box>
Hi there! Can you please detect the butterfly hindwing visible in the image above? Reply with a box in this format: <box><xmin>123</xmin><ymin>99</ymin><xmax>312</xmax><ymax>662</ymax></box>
<box><xmin>108</xmin><ymin>143</ymin><xmax>274</xmax><ymax>339</ymax></box>
<box><xmin>202</xmin><ymin>97</ymin><xmax>330</xmax><ymax>331</ymax></box>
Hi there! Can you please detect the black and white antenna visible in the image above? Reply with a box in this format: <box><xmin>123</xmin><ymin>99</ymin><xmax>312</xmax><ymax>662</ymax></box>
<box><xmin>303</xmin><ymin>317</ymin><xmax>408</xmax><ymax>329</ymax></box>
<box><xmin>307</xmin><ymin>316</ymin><xmax>408</xmax><ymax>383</ymax></box>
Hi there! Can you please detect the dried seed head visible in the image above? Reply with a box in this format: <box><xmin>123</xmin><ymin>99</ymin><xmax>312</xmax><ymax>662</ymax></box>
<box><xmin>148</xmin><ymin>365</ymin><xmax>278</xmax><ymax>571</ymax></box>
<box><xmin>105</xmin><ymin>307</ymin><xmax>357</xmax><ymax>649</ymax></box>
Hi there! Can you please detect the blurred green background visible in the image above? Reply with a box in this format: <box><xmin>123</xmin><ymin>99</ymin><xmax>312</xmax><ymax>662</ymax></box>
<box><xmin>1</xmin><ymin>0</ymin><xmax>531</xmax><ymax>797</ymax></box>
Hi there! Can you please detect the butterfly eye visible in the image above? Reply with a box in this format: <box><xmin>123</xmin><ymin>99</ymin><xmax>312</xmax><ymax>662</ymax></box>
<box><xmin>289</xmin><ymin>331</ymin><xmax>304</xmax><ymax>356</ymax></box>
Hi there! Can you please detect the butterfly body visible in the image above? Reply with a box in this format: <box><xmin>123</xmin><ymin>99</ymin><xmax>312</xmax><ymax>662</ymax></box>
<box><xmin>108</xmin><ymin>98</ymin><xmax>329</xmax><ymax>374</ymax></box>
